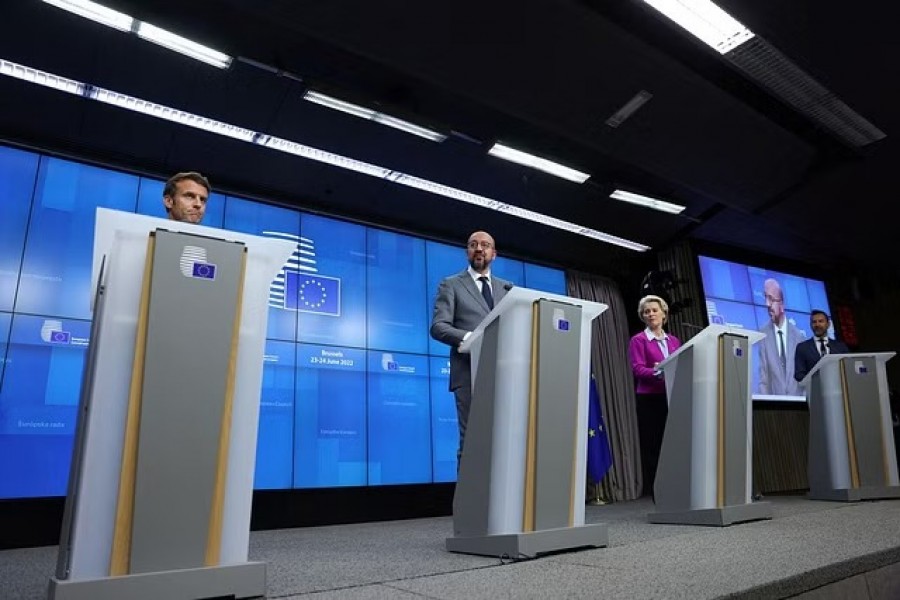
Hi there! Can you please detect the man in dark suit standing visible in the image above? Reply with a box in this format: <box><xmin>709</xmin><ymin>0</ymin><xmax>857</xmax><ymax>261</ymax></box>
<box><xmin>430</xmin><ymin>231</ymin><xmax>512</xmax><ymax>459</ymax></box>
<box><xmin>794</xmin><ymin>309</ymin><xmax>851</xmax><ymax>383</ymax></box>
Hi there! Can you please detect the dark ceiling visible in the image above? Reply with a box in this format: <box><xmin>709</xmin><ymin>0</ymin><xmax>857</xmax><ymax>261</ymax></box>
<box><xmin>0</xmin><ymin>0</ymin><xmax>894</xmax><ymax>276</ymax></box>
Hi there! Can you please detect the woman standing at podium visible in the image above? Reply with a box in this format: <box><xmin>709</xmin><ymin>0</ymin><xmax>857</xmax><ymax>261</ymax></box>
<box><xmin>628</xmin><ymin>295</ymin><xmax>681</xmax><ymax>499</ymax></box>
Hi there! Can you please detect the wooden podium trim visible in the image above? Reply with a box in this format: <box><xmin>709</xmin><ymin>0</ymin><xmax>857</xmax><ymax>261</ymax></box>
<box><xmin>716</xmin><ymin>335</ymin><xmax>725</xmax><ymax>508</ymax></box>
<box><xmin>839</xmin><ymin>360</ymin><xmax>861</xmax><ymax>489</ymax></box>
<box><xmin>568</xmin><ymin>377</ymin><xmax>579</xmax><ymax>528</ymax></box>
<box><xmin>109</xmin><ymin>234</ymin><xmax>156</xmax><ymax>576</ymax></box>
<box><xmin>881</xmin><ymin>394</ymin><xmax>892</xmax><ymax>486</ymax></box>
<box><xmin>205</xmin><ymin>249</ymin><xmax>248</xmax><ymax>566</ymax></box>
<box><xmin>522</xmin><ymin>301</ymin><xmax>540</xmax><ymax>533</ymax></box>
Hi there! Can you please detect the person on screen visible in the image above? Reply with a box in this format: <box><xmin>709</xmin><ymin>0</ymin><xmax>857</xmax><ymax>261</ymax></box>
<box><xmin>162</xmin><ymin>171</ymin><xmax>210</xmax><ymax>224</ymax></box>
<box><xmin>628</xmin><ymin>294</ymin><xmax>681</xmax><ymax>498</ymax></box>
<box><xmin>430</xmin><ymin>231</ymin><xmax>512</xmax><ymax>461</ymax></box>
<box><xmin>794</xmin><ymin>310</ymin><xmax>850</xmax><ymax>384</ymax></box>
<box><xmin>757</xmin><ymin>278</ymin><xmax>804</xmax><ymax>396</ymax></box>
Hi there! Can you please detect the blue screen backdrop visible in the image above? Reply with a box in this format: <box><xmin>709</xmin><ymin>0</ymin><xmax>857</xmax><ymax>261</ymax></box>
<box><xmin>0</xmin><ymin>147</ymin><xmax>39</xmax><ymax>313</ymax></box>
<box><xmin>0</xmin><ymin>145</ymin><xmax>568</xmax><ymax>498</ymax></box>
<box><xmin>698</xmin><ymin>255</ymin><xmax>833</xmax><ymax>400</ymax></box>
<box><xmin>16</xmin><ymin>158</ymin><xmax>139</xmax><ymax>320</ymax></box>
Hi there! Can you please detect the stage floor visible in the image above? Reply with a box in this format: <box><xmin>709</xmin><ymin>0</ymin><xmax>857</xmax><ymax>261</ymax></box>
<box><xmin>3</xmin><ymin>495</ymin><xmax>899</xmax><ymax>599</ymax></box>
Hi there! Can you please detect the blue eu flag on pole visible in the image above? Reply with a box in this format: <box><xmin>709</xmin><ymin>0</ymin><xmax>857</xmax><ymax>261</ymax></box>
<box><xmin>587</xmin><ymin>373</ymin><xmax>613</xmax><ymax>484</ymax></box>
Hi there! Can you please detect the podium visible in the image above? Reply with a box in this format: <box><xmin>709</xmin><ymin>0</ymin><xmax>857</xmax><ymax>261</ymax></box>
<box><xmin>801</xmin><ymin>352</ymin><xmax>900</xmax><ymax>502</ymax></box>
<box><xmin>650</xmin><ymin>325</ymin><xmax>773</xmax><ymax>526</ymax></box>
<box><xmin>48</xmin><ymin>209</ymin><xmax>295</xmax><ymax>600</ymax></box>
<box><xmin>445</xmin><ymin>287</ymin><xmax>608</xmax><ymax>557</ymax></box>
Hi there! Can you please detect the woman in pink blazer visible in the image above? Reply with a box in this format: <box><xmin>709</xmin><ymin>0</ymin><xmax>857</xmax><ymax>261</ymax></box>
<box><xmin>628</xmin><ymin>295</ymin><xmax>681</xmax><ymax>498</ymax></box>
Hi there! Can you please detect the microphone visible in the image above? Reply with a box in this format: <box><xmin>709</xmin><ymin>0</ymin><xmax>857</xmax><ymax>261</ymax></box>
<box><xmin>503</xmin><ymin>283</ymin><xmax>514</xmax><ymax>291</ymax></box>
<box><xmin>681</xmin><ymin>322</ymin><xmax>705</xmax><ymax>332</ymax></box>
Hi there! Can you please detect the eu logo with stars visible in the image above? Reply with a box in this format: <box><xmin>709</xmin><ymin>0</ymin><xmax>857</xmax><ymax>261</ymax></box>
<box><xmin>285</xmin><ymin>272</ymin><xmax>341</xmax><ymax>316</ymax></box>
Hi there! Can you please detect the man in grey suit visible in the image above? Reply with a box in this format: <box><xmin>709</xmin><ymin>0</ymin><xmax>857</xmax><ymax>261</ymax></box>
<box><xmin>757</xmin><ymin>278</ymin><xmax>805</xmax><ymax>396</ymax></box>
<box><xmin>430</xmin><ymin>231</ymin><xmax>512</xmax><ymax>458</ymax></box>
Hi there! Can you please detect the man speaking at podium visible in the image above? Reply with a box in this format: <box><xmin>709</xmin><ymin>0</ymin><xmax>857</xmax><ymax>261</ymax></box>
<box><xmin>430</xmin><ymin>231</ymin><xmax>512</xmax><ymax>461</ymax></box>
<box><xmin>794</xmin><ymin>310</ymin><xmax>850</xmax><ymax>383</ymax></box>
<box><xmin>162</xmin><ymin>171</ymin><xmax>210</xmax><ymax>224</ymax></box>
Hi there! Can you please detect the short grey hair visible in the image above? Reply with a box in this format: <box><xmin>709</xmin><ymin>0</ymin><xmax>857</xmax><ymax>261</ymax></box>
<box><xmin>638</xmin><ymin>294</ymin><xmax>669</xmax><ymax>324</ymax></box>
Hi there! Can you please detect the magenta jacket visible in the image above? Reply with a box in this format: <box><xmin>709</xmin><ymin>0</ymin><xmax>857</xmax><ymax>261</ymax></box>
<box><xmin>628</xmin><ymin>330</ymin><xmax>681</xmax><ymax>395</ymax></box>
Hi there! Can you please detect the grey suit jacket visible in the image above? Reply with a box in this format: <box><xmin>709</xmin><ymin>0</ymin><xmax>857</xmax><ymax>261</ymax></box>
<box><xmin>429</xmin><ymin>270</ymin><xmax>511</xmax><ymax>391</ymax></box>
<box><xmin>758</xmin><ymin>320</ymin><xmax>806</xmax><ymax>396</ymax></box>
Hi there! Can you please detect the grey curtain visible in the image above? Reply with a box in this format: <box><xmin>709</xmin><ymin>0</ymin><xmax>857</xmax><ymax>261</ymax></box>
<box><xmin>567</xmin><ymin>270</ymin><xmax>642</xmax><ymax>501</ymax></box>
<box><xmin>657</xmin><ymin>241</ymin><xmax>706</xmax><ymax>344</ymax></box>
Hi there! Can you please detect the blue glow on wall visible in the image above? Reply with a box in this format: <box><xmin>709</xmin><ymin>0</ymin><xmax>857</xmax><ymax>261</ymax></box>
<box><xmin>0</xmin><ymin>145</ymin><xmax>567</xmax><ymax>498</ymax></box>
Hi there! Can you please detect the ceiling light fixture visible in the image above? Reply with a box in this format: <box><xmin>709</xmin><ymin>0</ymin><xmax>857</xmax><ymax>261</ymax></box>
<box><xmin>93</xmin><ymin>88</ymin><xmax>256</xmax><ymax>142</ymax></box>
<box><xmin>0</xmin><ymin>59</ymin><xmax>86</xmax><ymax>95</ymax></box>
<box><xmin>488</xmin><ymin>143</ymin><xmax>590</xmax><ymax>184</ymax></box>
<box><xmin>42</xmin><ymin>0</ymin><xmax>231</xmax><ymax>68</ymax></box>
<box><xmin>135</xmin><ymin>22</ymin><xmax>232</xmax><ymax>69</ymax></box>
<box><xmin>41</xmin><ymin>0</ymin><xmax>133</xmax><ymax>32</ymax></box>
<box><xmin>304</xmin><ymin>90</ymin><xmax>447</xmax><ymax>142</ymax></box>
<box><xmin>0</xmin><ymin>58</ymin><xmax>648</xmax><ymax>252</ymax></box>
<box><xmin>606</xmin><ymin>90</ymin><xmax>654</xmax><ymax>128</ymax></box>
<box><xmin>640</xmin><ymin>0</ymin><xmax>754</xmax><ymax>54</ymax></box>
<box><xmin>610</xmin><ymin>189</ymin><xmax>685</xmax><ymax>214</ymax></box>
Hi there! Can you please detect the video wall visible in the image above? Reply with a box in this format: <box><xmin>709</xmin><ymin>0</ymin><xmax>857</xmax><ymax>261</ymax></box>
<box><xmin>0</xmin><ymin>144</ymin><xmax>566</xmax><ymax>499</ymax></box>
<box><xmin>697</xmin><ymin>255</ymin><xmax>833</xmax><ymax>401</ymax></box>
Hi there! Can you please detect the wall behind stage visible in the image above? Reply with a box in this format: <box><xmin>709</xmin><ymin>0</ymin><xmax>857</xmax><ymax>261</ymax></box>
<box><xmin>0</xmin><ymin>144</ymin><xmax>566</xmax><ymax>500</ymax></box>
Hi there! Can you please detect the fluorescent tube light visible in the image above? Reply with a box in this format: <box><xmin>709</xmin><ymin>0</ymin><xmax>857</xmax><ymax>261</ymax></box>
<box><xmin>610</xmin><ymin>190</ymin><xmax>685</xmax><ymax>214</ymax></box>
<box><xmin>260</xmin><ymin>137</ymin><xmax>396</xmax><ymax>179</ymax></box>
<box><xmin>0</xmin><ymin>58</ymin><xmax>647</xmax><ymax>252</ymax></box>
<box><xmin>304</xmin><ymin>90</ymin><xmax>447</xmax><ymax>142</ymax></box>
<box><xmin>136</xmin><ymin>22</ymin><xmax>231</xmax><ymax>69</ymax></box>
<box><xmin>488</xmin><ymin>143</ymin><xmax>590</xmax><ymax>184</ymax></box>
<box><xmin>304</xmin><ymin>91</ymin><xmax>374</xmax><ymax>119</ymax></box>
<box><xmin>641</xmin><ymin>0</ymin><xmax>754</xmax><ymax>54</ymax></box>
<box><xmin>93</xmin><ymin>88</ymin><xmax>256</xmax><ymax>141</ymax></box>
<box><xmin>43</xmin><ymin>0</ymin><xmax>231</xmax><ymax>68</ymax></box>
<box><xmin>0</xmin><ymin>59</ymin><xmax>86</xmax><ymax>95</ymax></box>
<box><xmin>372</xmin><ymin>114</ymin><xmax>446</xmax><ymax>142</ymax></box>
<box><xmin>393</xmin><ymin>175</ymin><xmax>649</xmax><ymax>250</ymax></box>
<box><xmin>497</xmin><ymin>203</ymin><xmax>651</xmax><ymax>251</ymax></box>
<box><xmin>42</xmin><ymin>0</ymin><xmax>134</xmax><ymax>32</ymax></box>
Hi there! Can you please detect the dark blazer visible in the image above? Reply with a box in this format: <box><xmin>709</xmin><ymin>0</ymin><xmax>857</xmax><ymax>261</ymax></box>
<box><xmin>794</xmin><ymin>337</ymin><xmax>851</xmax><ymax>383</ymax></box>
<box><xmin>429</xmin><ymin>270</ymin><xmax>511</xmax><ymax>391</ymax></box>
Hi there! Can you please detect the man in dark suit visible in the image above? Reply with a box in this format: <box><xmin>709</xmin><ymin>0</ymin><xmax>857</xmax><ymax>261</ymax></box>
<box><xmin>430</xmin><ymin>231</ymin><xmax>512</xmax><ymax>458</ymax></box>
<box><xmin>794</xmin><ymin>309</ymin><xmax>850</xmax><ymax>383</ymax></box>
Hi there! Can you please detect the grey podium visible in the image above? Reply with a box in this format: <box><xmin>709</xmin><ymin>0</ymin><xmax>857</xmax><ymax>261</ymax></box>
<box><xmin>446</xmin><ymin>287</ymin><xmax>609</xmax><ymax>558</ymax></box>
<box><xmin>801</xmin><ymin>352</ymin><xmax>900</xmax><ymax>502</ymax></box>
<box><xmin>48</xmin><ymin>208</ymin><xmax>294</xmax><ymax>600</ymax></box>
<box><xmin>650</xmin><ymin>324</ymin><xmax>773</xmax><ymax>526</ymax></box>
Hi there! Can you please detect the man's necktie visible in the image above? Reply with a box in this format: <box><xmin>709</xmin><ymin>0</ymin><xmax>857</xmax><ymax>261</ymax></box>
<box><xmin>819</xmin><ymin>338</ymin><xmax>828</xmax><ymax>357</ymax></box>
<box><xmin>778</xmin><ymin>330</ymin><xmax>786</xmax><ymax>372</ymax></box>
<box><xmin>478</xmin><ymin>276</ymin><xmax>494</xmax><ymax>309</ymax></box>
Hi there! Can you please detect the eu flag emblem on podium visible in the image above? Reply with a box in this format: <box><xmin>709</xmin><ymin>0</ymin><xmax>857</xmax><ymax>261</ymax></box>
<box><xmin>587</xmin><ymin>373</ymin><xmax>613</xmax><ymax>484</ymax></box>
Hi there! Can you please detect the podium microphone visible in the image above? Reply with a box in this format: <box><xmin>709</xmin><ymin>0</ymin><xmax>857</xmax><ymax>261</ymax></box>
<box><xmin>681</xmin><ymin>322</ymin><xmax>705</xmax><ymax>332</ymax></box>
